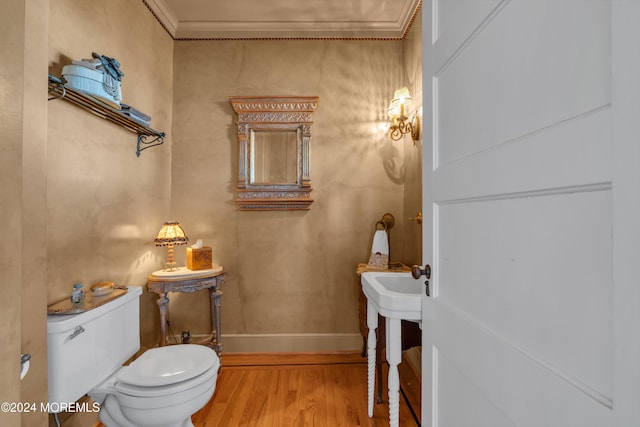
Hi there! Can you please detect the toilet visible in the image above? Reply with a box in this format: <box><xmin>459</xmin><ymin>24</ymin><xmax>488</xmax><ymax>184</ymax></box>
<box><xmin>47</xmin><ymin>286</ymin><xmax>219</xmax><ymax>427</ymax></box>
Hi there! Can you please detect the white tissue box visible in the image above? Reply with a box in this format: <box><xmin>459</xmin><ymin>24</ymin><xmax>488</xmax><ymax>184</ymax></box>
<box><xmin>186</xmin><ymin>247</ymin><xmax>212</xmax><ymax>270</ymax></box>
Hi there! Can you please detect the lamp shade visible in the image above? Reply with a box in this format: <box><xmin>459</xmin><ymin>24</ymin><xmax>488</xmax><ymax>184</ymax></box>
<box><xmin>154</xmin><ymin>221</ymin><xmax>188</xmax><ymax>246</ymax></box>
<box><xmin>388</xmin><ymin>87</ymin><xmax>412</xmax><ymax>120</ymax></box>
<box><xmin>392</xmin><ymin>87</ymin><xmax>412</xmax><ymax>105</ymax></box>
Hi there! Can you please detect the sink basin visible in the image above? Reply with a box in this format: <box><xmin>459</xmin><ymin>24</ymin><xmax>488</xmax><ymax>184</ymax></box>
<box><xmin>361</xmin><ymin>272</ymin><xmax>423</xmax><ymax>320</ymax></box>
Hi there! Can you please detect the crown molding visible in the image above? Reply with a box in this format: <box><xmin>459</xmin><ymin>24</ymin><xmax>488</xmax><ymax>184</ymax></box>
<box><xmin>143</xmin><ymin>0</ymin><xmax>178</xmax><ymax>37</ymax></box>
<box><xmin>144</xmin><ymin>0</ymin><xmax>421</xmax><ymax>40</ymax></box>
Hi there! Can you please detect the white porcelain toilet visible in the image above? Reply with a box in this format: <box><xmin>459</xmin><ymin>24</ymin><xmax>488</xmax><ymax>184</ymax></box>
<box><xmin>47</xmin><ymin>286</ymin><xmax>220</xmax><ymax>427</ymax></box>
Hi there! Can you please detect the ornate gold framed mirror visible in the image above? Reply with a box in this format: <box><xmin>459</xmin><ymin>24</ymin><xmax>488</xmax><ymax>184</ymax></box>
<box><xmin>229</xmin><ymin>96</ymin><xmax>319</xmax><ymax>210</ymax></box>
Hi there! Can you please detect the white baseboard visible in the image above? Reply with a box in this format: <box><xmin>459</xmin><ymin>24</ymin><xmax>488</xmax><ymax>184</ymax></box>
<box><xmin>217</xmin><ymin>333</ymin><xmax>363</xmax><ymax>353</ymax></box>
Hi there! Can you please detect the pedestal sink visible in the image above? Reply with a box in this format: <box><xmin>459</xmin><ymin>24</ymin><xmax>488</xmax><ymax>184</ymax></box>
<box><xmin>361</xmin><ymin>271</ymin><xmax>425</xmax><ymax>427</ymax></box>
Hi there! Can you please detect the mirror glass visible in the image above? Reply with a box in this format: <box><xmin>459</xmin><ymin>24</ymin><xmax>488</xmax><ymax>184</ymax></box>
<box><xmin>250</xmin><ymin>130</ymin><xmax>298</xmax><ymax>185</ymax></box>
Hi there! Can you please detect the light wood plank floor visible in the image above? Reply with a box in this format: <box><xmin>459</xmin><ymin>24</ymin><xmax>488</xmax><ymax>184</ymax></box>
<box><xmin>191</xmin><ymin>352</ymin><xmax>420</xmax><ymax>427</ymax></box>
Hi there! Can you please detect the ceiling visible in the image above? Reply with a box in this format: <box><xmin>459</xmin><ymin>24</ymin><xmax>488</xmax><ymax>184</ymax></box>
<box><xmin>143</xmin><ymin>0</ymin><xmax>422</xmax><ymax>40</ymax></box>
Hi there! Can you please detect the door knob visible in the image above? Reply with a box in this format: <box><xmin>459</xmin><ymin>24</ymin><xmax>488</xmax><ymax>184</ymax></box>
<box><xmin>411</xmin><ymin>264</ymin><xmax>431</xmax><ymax>297</ymax></box>
<box><xmin>411</xmin><ymin>264</ymin><xmax>431</xmax><ymax>279</ymax></box>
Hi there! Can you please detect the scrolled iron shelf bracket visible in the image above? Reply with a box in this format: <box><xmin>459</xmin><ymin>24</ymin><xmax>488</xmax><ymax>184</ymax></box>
<box><xmin>47</xmin><ymin>74</ymin><xmax>165</xmax><ymax>157</ymax></box>
<box><xmin>137</xmin><ymin>133</ymin><xmax>165</xmax><ymax>157</ymax></box>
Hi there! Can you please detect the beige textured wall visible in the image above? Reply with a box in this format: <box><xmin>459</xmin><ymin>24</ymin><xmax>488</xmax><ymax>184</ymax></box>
<box><xmin>169</xmin><ymin>39</ymin><xmax>417</xmax><ymax>350</ymax></box>
<box><xmin>22</xmin><ymin>1</ymin><xmax>50</xmax><ymax>426</ymax></box>
<box><xmin>0</xmin><ymin>1</ymin><xmax>28</xmax><ymax>425</ymax></box>
<box><xmin>401</xmin><ymin>8</ymin><xmax>424</xmax><ymax>267</ymax></box>
<box><xmin>47</xmin><ymin>0</ymin><xmax>174</xmax><ymax>358</ymax></box>
<box><xmin>0</xmin><ymin>0</ymin><xmax>50</xmax><ymax>425</ymax></box>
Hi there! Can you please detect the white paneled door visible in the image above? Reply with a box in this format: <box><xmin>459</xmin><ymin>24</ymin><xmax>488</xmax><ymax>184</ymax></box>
<box><xmin>421</xmin><ymin>1</ymin><xmax>640</xmax><ymax>426</ymax></box>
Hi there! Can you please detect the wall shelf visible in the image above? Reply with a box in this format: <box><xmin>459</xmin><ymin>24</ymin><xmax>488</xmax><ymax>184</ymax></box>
<box><xmin>47</xmin><ymin>75</ymin><xmax>165</xmax><ymax>157</ymax></box>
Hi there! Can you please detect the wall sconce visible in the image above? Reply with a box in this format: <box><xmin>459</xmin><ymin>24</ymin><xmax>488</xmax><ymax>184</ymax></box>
<box><xmin>154</xmin><ymin>220</ymin><xmax>189</xmax><ymax>271</ymax></box>
<box><xmin>388</xmin><ymin>87</ymin><xmax>420</xmax><ymax>143</ymax></box>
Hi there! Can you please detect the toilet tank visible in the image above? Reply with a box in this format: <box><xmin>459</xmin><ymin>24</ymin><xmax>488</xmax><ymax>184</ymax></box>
<box><xmin>47</xmin><ymin>286</ymin><xmax>142</xmax><ymax>407</ymax></box>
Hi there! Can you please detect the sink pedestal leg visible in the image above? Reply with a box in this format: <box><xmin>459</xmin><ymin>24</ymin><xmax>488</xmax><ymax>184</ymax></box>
<box><xmin>386</xmin><ymin>317</ymin><xmax>402</xmax><ymax>427</ymax></box>
<box><xmin>366</xmin><ymin>300</ymin><xmax>378</xmax><ymax>417</ymax></box>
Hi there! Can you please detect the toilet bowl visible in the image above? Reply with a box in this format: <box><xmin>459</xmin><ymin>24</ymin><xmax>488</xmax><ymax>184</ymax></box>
<box><xmin>90</xmin><ymin>345</ymin><xmax>219</xmax><ymax>427</ymax></box>
<box><xmin>47</xmin><ymin>286</ymin><xmax>219</xmax><ymax>427</ymax></box>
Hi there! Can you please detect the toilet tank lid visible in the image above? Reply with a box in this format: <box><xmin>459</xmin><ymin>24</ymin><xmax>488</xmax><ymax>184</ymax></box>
<box><xmin>117</xmin><ymin>344</ymin><xmax>218</xmax><ymax>387</ymax></box>
<box><xmin>47</xmin><ymin>286</ymin><xmax>142</xmax><ymax>333</ymax></box>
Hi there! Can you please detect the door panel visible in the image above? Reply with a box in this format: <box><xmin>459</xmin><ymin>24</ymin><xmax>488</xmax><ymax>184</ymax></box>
<box><xmin>434</xmin><ymin>0</ymin><xmax>610</xmax><ymax>167</ymax></box>
<box><xmin>421</xmin><ymin>0</ymin><xmax>640</xmax><ymax>426</ymax></box>
<box><xmin>426</xmin><ymin>303</ymin><xmax>612</xmax><ymax>426</ymax></box>
<box><xmin>438</xmin><ymin>189</ymin><xmax>613</xmax><ymax>400</ymax></box>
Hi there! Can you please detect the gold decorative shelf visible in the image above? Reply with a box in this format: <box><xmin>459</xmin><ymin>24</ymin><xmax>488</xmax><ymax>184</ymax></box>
<box><xmin>47</xmin><ymin>75</ymin><xmax>165</xmax><ymax>157</ymax></box>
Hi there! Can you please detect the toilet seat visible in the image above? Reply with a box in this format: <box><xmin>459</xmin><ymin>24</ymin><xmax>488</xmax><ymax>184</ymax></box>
<box><xmin>115</xmin><ymin>364</ymin><xmax>218</xmax><ymax>410</ymax></box>
<box><xmin>114</xmin><ymin>345</ymin><xmax>219</xmax><ymax>399</ymax></box>
<box><xmin>116</xmin><ymin>362</ymin><xmax>218</xmax><ymax>399</ymax></box>
<box><xmin>117</xmin><ymin>344</ymin><xmax>217</xmax><ymax>387</ymax></box>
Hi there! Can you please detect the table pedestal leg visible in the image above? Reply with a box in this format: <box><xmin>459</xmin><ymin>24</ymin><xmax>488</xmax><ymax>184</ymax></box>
<box><xmin>386</xmin><ymin>317</ymin><xmax>402</xmax><ymax>427</ymax></box>
<box><xmin>209</xmin><ymin>285</ymin><xmax>223</xmax><ymax>355</ymax></box>
<box><xmin>156</xmin><ymin>292</ymin><xmax>169</xmax><ymax>347</ymax></box>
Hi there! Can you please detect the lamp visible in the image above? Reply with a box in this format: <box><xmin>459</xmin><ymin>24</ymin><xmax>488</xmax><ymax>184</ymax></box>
<box><xmin>388</xmin><ymin>87</ymin><xmax>420</xmax><ymax>143</ymax></box>
<box><xmin>154</xmin><ymin>221</ymin><xmax>188</xmax><ymax>271</ymax></box>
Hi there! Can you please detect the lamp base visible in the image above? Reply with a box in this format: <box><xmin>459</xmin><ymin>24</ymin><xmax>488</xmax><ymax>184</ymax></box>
<box><xmin>164</xmin><ymin>243</ymin><xmax>178</xmax><ymax>271</ymax></box>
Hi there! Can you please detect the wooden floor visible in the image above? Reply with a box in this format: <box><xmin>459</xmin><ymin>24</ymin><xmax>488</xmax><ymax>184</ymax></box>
<box><xmin>191</xmin><ymin>352</ymin><xmax>420</xmax><ymax>427</ymax></box>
